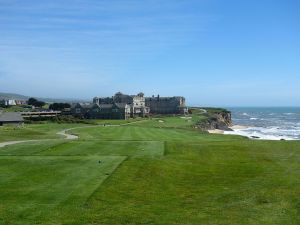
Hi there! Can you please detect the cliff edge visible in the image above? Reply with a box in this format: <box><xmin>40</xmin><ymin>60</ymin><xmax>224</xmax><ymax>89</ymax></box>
<box><xmin>191</xmin><ymin>107</ymin><xmax>232</xmax><ymax>131</ymax></box>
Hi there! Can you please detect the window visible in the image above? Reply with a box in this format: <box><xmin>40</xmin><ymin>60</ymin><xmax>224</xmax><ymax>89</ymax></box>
<box><xmin>76</xmin><ymin>108</ymin><xmax>81</xmax><ymax>113</ymax></box>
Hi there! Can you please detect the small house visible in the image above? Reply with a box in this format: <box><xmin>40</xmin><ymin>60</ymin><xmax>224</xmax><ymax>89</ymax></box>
<box><xmin>0</xmin><ymin>112</ymin><xmax>24</xmax><ymax>126</ymax></box>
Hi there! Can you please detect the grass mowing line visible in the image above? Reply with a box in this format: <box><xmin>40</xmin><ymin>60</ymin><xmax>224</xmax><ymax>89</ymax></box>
<box><xmin>0</xmin><ymin>139</ymin><xmax>67</xmax><ymax>156</ymax></box>
<box><xmin>0</xmin><ymin>139</ymin><xmax>166</xmax><ymax>157</ymax></box>
<box><xmin>83</xmin><ymin>155</ymin><xmax>130</xmax><ymax>206</ymax></box>
<box><xmin>0</xmin><ymin>155</ymin><xmax>127</xmax><ymax>223</ymax></box>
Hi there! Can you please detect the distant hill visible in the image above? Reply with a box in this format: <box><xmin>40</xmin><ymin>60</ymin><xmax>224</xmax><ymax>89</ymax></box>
<box><xmin>0</xmin><ymin>92</ymin><xmax>29</xmax><ymax>101</ymax></box>
<box><xmin>0</xmin><ymin>92</ymin><xmax>88</xmax><ymax>103</ymax></box>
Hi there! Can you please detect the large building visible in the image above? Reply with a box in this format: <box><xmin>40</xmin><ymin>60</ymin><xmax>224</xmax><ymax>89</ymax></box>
<box><xmin>71</xmin><ymin>102</ymin><xmax>131</xmax><ymax>120</ymax></box>
<box><xmin>71</xmin><ymin>92</ymin><xmax>187</xmax><ymax>120</ymax></box>
<box><xmin>93</xmin><ymin>92</ymin><xmax>150</xmax><ymax>118</ymax></box>
<box><xmin>145</xmin><ymin>95</ymin><xmax>187</xmax><ymax>114</ymax></box>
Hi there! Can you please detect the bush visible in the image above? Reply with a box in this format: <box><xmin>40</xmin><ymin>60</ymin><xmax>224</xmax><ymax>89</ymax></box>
<box><xmin>49</xmin><ymin>103</ymin><xmax>71</xmax><ymax>111</ymax></box>
<box><xmin>28</xmin><ymin>98</ymin><xmax>45</xmax><ymax>108</ymax></box>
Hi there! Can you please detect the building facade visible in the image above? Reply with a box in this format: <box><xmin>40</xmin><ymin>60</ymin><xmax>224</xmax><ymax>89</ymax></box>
<box><xmin>71</xmin><ymin>102</ymin><xmax>131</xmax><ymax>120</ymax></box>
<box><xmin>93</xmin><ymin>92</ymin><xmax>150</xmax><ymax>118</ymax></box>
<box><xmin>0</xmin><ymin>99</ymin><xmax>27</xmax><ymax>106</ymax></box>
<box><xmin>72</xmin><ymin>92</ymin><xmax>187</xmax><ymax>120</ymax></box>
<box><xmin>145</xmin><ymin>95</ymin><xmax>187</xmax><ymax>114</ymax></box>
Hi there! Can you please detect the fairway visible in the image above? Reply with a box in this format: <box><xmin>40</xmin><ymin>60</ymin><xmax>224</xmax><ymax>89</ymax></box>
<box><xmin>0</xmin><ymin>119</ymin><xmax>300</xmax><ymax>224</ymax></box>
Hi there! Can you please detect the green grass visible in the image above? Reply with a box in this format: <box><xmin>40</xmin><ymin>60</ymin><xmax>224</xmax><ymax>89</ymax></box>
<box><xmin>0</xmin><ymin>139</ymin><xmax>164</xmax><ymax>157</ymax></box>
<box><xmin>0</xmin><ymin>155</ymin><xmax>126</xmax><ymax>225</ymax></box>
<box><xmin>0</xmin><ymin>105</ymin><xmax>32</xmax><ymax>112</ymax></box>
<box><xmin>0</xmin><ymin>123</ymin><xmax>89</xmax><ymax>142</ymax></box>
<box><xmin>90</xmin><ymin>117</ymin><xmax>146</xmax><ymax>125</ymax></box>
<box><xmin>0</xmin><ymin>118</ymin><xmax>299</xmax><ymax>224</ymax></box>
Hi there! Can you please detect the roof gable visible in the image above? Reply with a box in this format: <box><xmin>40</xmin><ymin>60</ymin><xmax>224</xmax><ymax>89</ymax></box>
<box><xmin>114</xmin><ymin>103</ymin><xmax>128</xmax><ymax>109</ymax></box>
<box><xmin>99</xmin><ymin>104</ymin><xmax>113</xmax><ymax>109</ymax></box>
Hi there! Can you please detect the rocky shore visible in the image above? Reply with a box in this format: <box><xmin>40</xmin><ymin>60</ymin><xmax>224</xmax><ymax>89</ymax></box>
<box><xmin>192</xmin><ymin>108</ymin><xmax>233</xmax><ymax>131</ymax></box>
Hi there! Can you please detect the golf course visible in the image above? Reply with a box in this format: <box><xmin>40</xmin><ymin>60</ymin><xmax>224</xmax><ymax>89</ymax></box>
<box><xmin>0</xmin><ymin>116</ymin><xmax>300</xmax><ymax>225</ymax></box>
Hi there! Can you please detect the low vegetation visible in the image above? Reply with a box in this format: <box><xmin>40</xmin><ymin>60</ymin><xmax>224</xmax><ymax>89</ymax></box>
<box><xmin>0</xmin><ymin>115</ymin><xmax>299</xmax><ymax>224</ymax></box>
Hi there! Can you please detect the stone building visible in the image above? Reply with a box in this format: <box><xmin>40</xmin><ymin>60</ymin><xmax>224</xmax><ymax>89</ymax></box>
<box><xmin>145</xmin><ymin>95</ymin><xmax>187</xmax><ymax>114</ymax></box>
<box><xmin>93</xmin><ymin>92</ymin><xmax>149</xmax><ymax>118</ymax></box>
<box><xmin>72</xmin><ymin>92</ymin><xmax>187</xmax><ymax>120</ymax></box>
<box><xmin>71</xmin><ymin>102</ymin><xmax>131</xmax><ymax>120</ymax></box>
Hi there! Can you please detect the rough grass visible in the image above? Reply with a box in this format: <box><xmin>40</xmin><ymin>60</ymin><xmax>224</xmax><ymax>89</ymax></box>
<box><xmin>0</xmin><ymin>118</ymin><xmax>299</xmax><ymax>224</ymax></box>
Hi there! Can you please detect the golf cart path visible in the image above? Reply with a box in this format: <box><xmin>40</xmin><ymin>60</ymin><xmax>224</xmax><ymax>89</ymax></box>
<box><xmin>0</xmin><ymin>120</ymin><xmax>146</xmax><ymax>148</ymax></box>
<box><xmin>0</xmin><ymin>128</ymin><xmax>79</xmax><ymax>148</ymax></box>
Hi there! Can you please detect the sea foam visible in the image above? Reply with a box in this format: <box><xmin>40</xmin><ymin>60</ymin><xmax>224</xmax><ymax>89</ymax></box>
<box><xmin>226</xmin><ymin>107</ymin><xmax>300</xmax><ymax>140</ymax></box>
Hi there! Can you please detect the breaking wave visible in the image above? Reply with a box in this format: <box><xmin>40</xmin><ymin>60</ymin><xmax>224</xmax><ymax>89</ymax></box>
<box><xmin>226</xmin><ymin>107</ymin><xmax>300</xmax><ymax>140</ymax></box>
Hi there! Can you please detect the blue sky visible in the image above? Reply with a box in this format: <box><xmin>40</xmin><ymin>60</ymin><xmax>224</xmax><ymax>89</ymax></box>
<box><xmin>0</xmin><ymin>0</ymin><xmax>299</xmax><ymax>106</ymax></box>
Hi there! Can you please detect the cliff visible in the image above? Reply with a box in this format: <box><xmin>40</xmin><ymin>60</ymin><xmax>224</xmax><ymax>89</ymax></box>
<box><xmin>192</xmin><ymin>108</ymin><xmax>232</xmax><ymax>131</ymax></box>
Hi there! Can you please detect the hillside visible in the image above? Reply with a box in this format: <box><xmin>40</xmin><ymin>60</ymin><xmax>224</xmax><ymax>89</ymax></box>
<box><xmin>0</xmin><ymin>92</ymin><xmax>86</xmax><ymax>103</ymax></box>
<box><xmin>0</xmin><ymin>92</ymin><xmax>29</xmax><ymax>100</ymax></box>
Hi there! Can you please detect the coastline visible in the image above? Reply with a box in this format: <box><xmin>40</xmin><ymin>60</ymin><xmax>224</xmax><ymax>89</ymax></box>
<box><xmin>208</xmin><ymin>125</ymin><xmax>249</xmax><ymax>135</ymax></box>
<box><xmin>210</xmin><ymin>124</ymin><xmax>300</xmax><ymax>141</ymax></box>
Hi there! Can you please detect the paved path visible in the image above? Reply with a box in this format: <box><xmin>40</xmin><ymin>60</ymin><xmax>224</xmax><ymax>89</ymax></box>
<box><xmin>0</xmin><ymin>119</ymin><xmax>146</xmax><ymax>148</ymax></box>
<box><xmin>0</xmin><ymin>128</ymin><xmax>79</xmax><ymax>148</ymax></box>
<box><xmin>0</xmin><ymin>140</ymin><xmax>38</xmax><ymax>148</ymax></box>
<box><xmin>56</xmin><ymin>128</ymin><xmax>79</xmax><ymax>140</ymax></box>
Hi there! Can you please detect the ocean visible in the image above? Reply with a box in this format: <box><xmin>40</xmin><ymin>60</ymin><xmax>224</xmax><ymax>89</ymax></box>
<box><xmin>224</xmin><ymin>107</ymin><xmax>300</xmax><ymax>140</ymax></box>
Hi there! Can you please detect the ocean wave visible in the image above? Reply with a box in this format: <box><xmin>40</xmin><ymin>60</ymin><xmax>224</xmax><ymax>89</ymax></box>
<box><xmin>250</xmin><ymin>117</ymin><xmax>259</xmax><ymax>120</ymax></box>
<box><xmin>224</xmin><ymin>126</ymin><xmax>300</xmax><ymax>140</ymax></box>
<box><xmin>283</xmin><ymin>113</ymin><xmax>296</xmax><ymax>115</ymax></box>
<box><xmin>242</xmin><ymin>113</ymin><xmax>250</xmax><ymax>116</ymax></box>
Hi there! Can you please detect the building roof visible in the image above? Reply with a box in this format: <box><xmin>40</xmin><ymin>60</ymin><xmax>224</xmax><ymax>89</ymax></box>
<box><xmin>99</xmin><ymin>104</ymin><xmax>113</xmax><ymax>109</ymax></box>
<box><xmin>114</xmin><ymin>103</ymin><xmax>128</xmax><ymax>108</ymax></box>
<box><xmin>71</xmin><ymin>103</ymin><xmax>93</xmax><ymax>109</ymax></box>
<box><xmin>145</xmin><ymin>96</ymin><xmax>185</xmax><ymax>101</ymax></box>
<box><xmin>80</xmin><ymin>103</ymin><xmax>93</xmax><ymax>109</ymax></box>
<box><xmin>0</xmin><ymin>112</ymin><xmax>24</xmax><ymax>122</ymax></box>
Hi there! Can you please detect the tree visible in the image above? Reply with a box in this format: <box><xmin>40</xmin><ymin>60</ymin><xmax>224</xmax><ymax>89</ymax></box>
<box><xmin>35</xmin><ymin>101</ymin><xmax>45</xmax><ymax>108</ymax></box>
<box><xmin>28</xmin><ymin>98</ymin><xmax>45</xmax><ymax>108</ymax></box>
<box><xmin>49</xmin><ymin>102</ymin><xmax>71</xmax><ymax>111</ymax></box>
<box><xmin>28</xmin><ymin>98</ymin><xmax>38</xmax><ymax>105</ymax></box>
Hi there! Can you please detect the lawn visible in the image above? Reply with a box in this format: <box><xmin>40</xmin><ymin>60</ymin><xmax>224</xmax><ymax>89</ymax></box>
<box><xmin>0</xmin><ymin>155</ymin><xmax>126</xmax><ymax>225</ymax></box>
<box><xmin>0</xmin><ymin>123</ymin><xmax>88</xmax><ymax>142</ymax></box>
<box><xmin>0</xmin><ymin>118</ymin><xmax>299</xmax><ymax>224</ymax></box>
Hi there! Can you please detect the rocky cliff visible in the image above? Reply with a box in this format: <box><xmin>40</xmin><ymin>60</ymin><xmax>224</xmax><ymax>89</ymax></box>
<box><xmin>193</xmin><ymin>108</ymin><xmax>232</xmax><ymax>131</ymax></box>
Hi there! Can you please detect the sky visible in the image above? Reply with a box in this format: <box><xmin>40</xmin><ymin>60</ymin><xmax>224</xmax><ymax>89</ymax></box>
<box><xmin>0</xmin><ymin>0</ymin><xmax>299</xmax><ymax>106</ymax></box>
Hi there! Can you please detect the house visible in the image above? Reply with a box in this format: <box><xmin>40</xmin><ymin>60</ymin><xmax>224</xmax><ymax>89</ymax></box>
<box><xmin>0</xmin><ymin>99</ymin><xmax>16</xmax><ymax>106</ymax></box>
<box><xmin>93</xmin><ymin>92</ymin><xmax>150</xmax><ymax>118</ymax></box>
<box><xmin>71</xmin><ymin>102</ymin><xmax>131</xmax><ymax>120</ymax></box>
<box><xmin>145</xmin><ymin>95</ymin><xmax>188</xmax><ymax>114</ymax></box>
<box><xmin>0</xmin><ymin>99</ymin><xmax>27</xmax><ymax>106</ymax></box>
<box><xmin>0</xmin><ymin>112</ymin><xmax>24</xmax><ymax>126</ymax></box>
<box><xmin>70</xmin><ymin>103</ymin><xmax>93</xmax><ymax>118</ymax></box>
<box><xmin>113</xmin><ymin>103</ymin><xmax>131</xmax><ymax>119</ymax></box>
